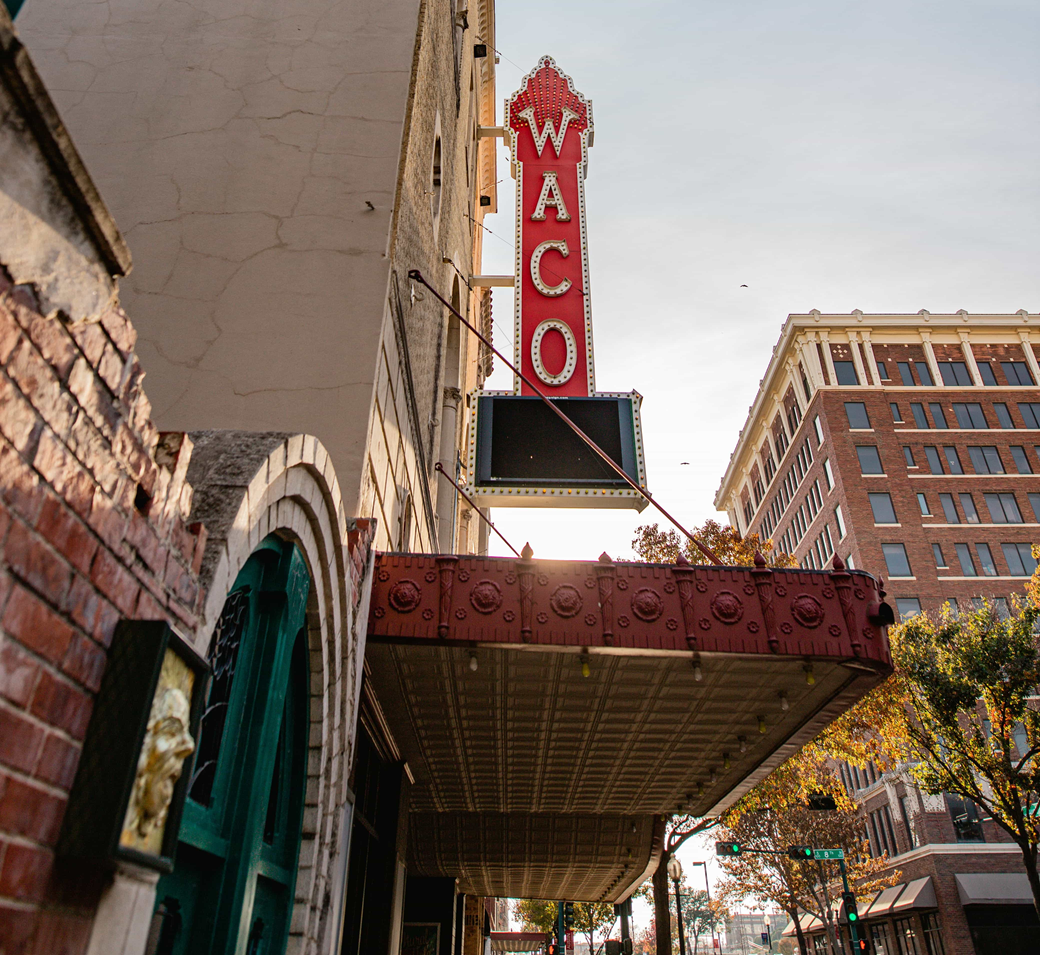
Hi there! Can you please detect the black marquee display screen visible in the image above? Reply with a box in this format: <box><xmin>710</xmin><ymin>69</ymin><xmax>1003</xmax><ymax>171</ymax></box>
<box><xmin>475</xmin><ymin>395</ymin><xmax>639</xmax><ymax>488</ymax></box>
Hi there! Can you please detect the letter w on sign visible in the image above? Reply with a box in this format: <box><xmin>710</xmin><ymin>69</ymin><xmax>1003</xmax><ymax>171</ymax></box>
<box><xmin>507</xmin><ymin>56</ymin><xmax>595</xmax><ymax>396</ymax></box>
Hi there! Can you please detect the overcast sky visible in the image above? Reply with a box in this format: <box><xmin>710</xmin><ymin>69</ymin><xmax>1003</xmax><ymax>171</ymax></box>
<box><xmin>478</xmin><ymin>0</ymin><xmax>1040</xmax><ymax>563</ymax></box>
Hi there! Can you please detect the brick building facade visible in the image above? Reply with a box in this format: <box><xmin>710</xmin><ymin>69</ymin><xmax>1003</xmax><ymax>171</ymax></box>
<box><xmin>1</xmin><ymin>0</ymin><xmax>503</xmax><ymax>952</ymax></box>
<box><xmin>717</xmin><ymin>312</ymin><xmax>1040</xmax><ymax>954</ymax></box>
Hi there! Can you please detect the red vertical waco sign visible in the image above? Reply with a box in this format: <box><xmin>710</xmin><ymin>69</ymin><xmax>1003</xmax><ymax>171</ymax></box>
<box><xmin>507</xmin><ymin>56</ymin><xmax>595</xmax><ymax>397</ymax></box>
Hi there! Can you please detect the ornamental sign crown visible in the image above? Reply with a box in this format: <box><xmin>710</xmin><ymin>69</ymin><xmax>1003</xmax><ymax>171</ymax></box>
<box><xmin>507</xmin><ymin>56</ymin><xmax>595</xmax><ymax>396</ymax></box>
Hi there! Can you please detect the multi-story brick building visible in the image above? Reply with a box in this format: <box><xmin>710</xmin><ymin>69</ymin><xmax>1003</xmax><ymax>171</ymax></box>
<box><xmin>717</xmin><ymin>312</ymin><xmax>1040</xmax><ymax>955</ymax></box>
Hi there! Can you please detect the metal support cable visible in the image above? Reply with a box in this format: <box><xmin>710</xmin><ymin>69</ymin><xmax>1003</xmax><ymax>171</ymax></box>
<box><xmin>434</xmin><ymin>462</ymin><xmax>521</xmax><ymax>558</ymax></box>
<box><xmin>408</xmin><ymin>269</ymin><xmax>722</xmax><ymax>565</ymax></box>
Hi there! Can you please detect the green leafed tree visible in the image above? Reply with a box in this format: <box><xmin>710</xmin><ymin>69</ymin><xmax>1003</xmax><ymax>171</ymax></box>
<box><xmin>893</xmin><ymin>598</ymin><xmax>1040</xmax><ymax>917</ymax></box>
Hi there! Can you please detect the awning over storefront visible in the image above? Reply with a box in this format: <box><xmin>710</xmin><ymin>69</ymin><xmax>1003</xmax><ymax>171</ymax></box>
<box><xmin>489</xmin><ymin>932</ymin><xmax>550</xmax><ymax>952</ymax></box>
<box><xmin>864</xmin><ymin>883</ymin><xmax>908</xmax><ymax>918</ymax></box>
<box><xmin>367</xmin><ymin>553</ymin><xmax>893</xmax><ymax>902</ymax></box>
<box><xmin>957</xmin><ymin>873</ymin><xmax>1035</xmax><ymax>905</ymax></box>
<box><xmin>892</xmin><ymin>877</ymin><xmax>937</xmax><ymax>913</ymax></box>
<box><xmin>782</xmin><ymin>913</ymin><xmax>822</xmax><ymax>937</ymax></box>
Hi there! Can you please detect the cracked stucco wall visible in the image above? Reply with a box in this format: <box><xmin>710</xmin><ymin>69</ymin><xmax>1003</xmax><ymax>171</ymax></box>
<box><xmin>17</xmin><ymin>0</ymin><xmax>423</xmax><ymax>517</ymax></box>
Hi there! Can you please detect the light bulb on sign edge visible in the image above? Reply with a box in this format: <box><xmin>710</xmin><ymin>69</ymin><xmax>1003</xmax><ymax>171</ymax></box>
<box><xmin>758</xmin><ymin>716</ymin><xmax>767</xmax><ymax>734</ymax></box>
<box><xmin>581</xmin><ymin>660</ymin><xmax>590</xmax><ymax>678</ymax></box>
<box><xmin>805</xmin><ymin>663</ymin><xmax>815</xmax><ymax>686</ymax></box>
<box><xmin>468</xmin><ymin>652</ymin><xmax>478</xmax><ymax>672</ymax></box>
<box><xmin>779</xmin><ymin>691</ymin><xmax>790</xmax><ymax>711</ymax></box>
<box><xmin>723</xmin><ymin>753</ymin><xmax>731</xmax><ymax>770</ymax></box>
<box><xmin>739</xmin><ymin>736</ymin><xmax>747</xmax><ymax>754</ymax></box>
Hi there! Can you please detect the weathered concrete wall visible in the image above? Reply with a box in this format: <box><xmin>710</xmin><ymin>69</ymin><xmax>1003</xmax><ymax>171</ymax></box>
<box><xmin>17</xmin><ymin>0</ymin><xmax>423</xmax><ymax>517</ymax></box>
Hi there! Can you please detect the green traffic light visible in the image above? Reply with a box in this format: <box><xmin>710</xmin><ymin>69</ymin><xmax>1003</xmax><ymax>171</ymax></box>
<box><xmin>848</xmin><ymin>912</ymin><xmax>858</xmax><ymax>922</ymax></box>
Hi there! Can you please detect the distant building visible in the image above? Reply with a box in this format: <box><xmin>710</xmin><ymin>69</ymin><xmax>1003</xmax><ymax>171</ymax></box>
<box><xmin>716</xmin><ymin>310</ymin><xmax>1040</xmax><ymax>617</ymax></box>
<box><xmin>717</xmin><ymin>312</ymin><xmax>1040</xmax><ymax>953</ymax></box>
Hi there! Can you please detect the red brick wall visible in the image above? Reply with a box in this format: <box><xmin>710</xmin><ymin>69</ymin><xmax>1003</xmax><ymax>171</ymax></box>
<box><xmin>0</xmin><ymin>267</ymin><xmax>205</xmax><ymax>954</ymax></box>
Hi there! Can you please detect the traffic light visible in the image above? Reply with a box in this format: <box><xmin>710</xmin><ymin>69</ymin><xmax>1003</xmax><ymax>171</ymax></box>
<box><xmin>807</xmin><ymin>793</ymin><xmax>837</xmax><ymax>811</ymax></box>
<box><xmin>842</xmin><ymin>891</ymin><xmax>860</xmax><ymax>925</ymax></box>
<box><xmin>563</xmin><ymin>902</ymin><xmax>575</xmax><ymax>929</ymax></box>
<box><xmin>787</xmin><ymin>845</ymin><xmax>814</xmax><ymax>860</ymax></box>
<box><xmin>715</xmin><ymin>841</ymin><xmax>741</xmax><ymax>856</ymax></box>
<box><xmin>855</xmin><ymin>938</ymin><xmax>870</xmax><ymax>953</ymax></box>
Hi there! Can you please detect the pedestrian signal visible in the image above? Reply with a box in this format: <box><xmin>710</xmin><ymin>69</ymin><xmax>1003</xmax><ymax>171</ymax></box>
<box><xmin>856</xmin><ymin>939</ymin><xmax>870</xmax><ymax>953</ymax></box>
<box><xmin>715</xmin><ymin>841</ymin><xmax>741</xmax><ymax>856</ymax></box>
<box><xmin>563</xmin><ymin>901</ymin><xmax>575</xmax><ymax>929</ymax></box>
<box><xmin>787</xmin><ymin>845</ymin><xmax>814</xmax><ymax>859</ymax></box>
<box><xmin>842</xmin><ymin>891</ymin><xmax>860</xmax><ymax>924</ymax></box>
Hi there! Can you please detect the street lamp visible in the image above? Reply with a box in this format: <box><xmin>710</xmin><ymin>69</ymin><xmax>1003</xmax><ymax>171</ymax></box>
<box><xmin>667</xmin><ymin>856</ymin><xmax>687</xmax><ymax>955</ymax></box>
<box><xmin>763</xmin><ymin>913</ymin><xmax>772</xmax><ymax>953</ymax></box>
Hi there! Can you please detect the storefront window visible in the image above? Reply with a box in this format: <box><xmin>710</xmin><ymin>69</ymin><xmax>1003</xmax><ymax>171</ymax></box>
<box><xmin>945</xmin><ymin>793</ymin><xmax>985</xmax><ymax>842</ymax></box>
<box><xmin>921</xmin><ymin>913</ymin><xmax>945</xmax><ymax>955</ymax></box>
<box><xmin>894</xmin><ymin>917</ymin><xmax>919</xmax><ymax>955</ymax></box>
<box><xmin>870</xmin><ymin>922</ymin><xmax>894</xmax><ymax>955</ymax></box>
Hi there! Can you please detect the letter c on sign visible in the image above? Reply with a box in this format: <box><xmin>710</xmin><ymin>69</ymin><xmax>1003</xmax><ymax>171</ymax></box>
<box><xmin>531</xmin><ymin>320</ymin><xmax>577</xmax><ymax>386</ymax></box>
<box><xmin>530</xmin><ymin>240</ymin><xmax>571</xmax><ymax>297</ymax></box>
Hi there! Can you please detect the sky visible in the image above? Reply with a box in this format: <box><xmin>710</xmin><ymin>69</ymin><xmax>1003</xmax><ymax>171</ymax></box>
<box><xmin>477</xmin><ymin>0</ymin><xmax>1040</xmax><ymax>567</ymax></box>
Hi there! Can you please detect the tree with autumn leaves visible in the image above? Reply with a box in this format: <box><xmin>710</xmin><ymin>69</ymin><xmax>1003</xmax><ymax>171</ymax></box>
<box><xmin>512</xmin><ymin>899</ymin><xmax>617</xmax><ymax>954</ymax></box>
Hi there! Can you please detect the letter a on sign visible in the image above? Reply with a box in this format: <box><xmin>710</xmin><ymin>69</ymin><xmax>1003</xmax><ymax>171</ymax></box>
<box><xmin>507</xmin><ymin>56</ymin><xmax>595</xmax><ymax>396</ymax></box>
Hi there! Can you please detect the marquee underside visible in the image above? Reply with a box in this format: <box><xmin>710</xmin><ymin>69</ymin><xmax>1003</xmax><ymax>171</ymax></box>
<box><xmin>365</xmin><ymin>554</ymin><xmax>893</xmax><ymax>900</ymax></box>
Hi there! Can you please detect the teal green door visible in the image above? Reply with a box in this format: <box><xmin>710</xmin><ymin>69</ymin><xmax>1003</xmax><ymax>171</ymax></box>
<box><xmin>153</xmin><ymin>536</ymin><xmax>311</xmax><ymax>955</ymax></box>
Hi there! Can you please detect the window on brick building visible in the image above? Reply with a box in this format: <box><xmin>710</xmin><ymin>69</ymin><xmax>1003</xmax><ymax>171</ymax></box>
<box><xmin>900</xmin><ymin>796</ymin><xmax>918</xmax><ymax>850</ymax></box>
<box><xmin>917</xmin><ymin>492</ymin><xmax>931</xmax><ymax>516</ymax></box>
<box><xmin>903</xmin><ymin>446</ymin><xmax>916</xmax><ymax>468</ymax></box>
<box><xmin>882</xmin><ymin>543</ymin><xmax>912</xmax><ymax>577</ymax></box>
<box><xmin>1010</xmin><ymin>446</ymin><xmax>1032</xmax><ymax>473</ymax></box>
<box><xmin>894</xmin><ymin>918</ymin><xmax>921</xmax><ymax>953</ymax></box>
<box><xmin>823</xmin><ymin>458</ymin><xmax>834</xmax><ymax>489</ymax></box>
<box><xmin>835</xmin><ymin>505</ymin><xmax>846</xmax><ymax>539</ymax></box>
<box><xmin>945</xmin><ymin>597</ymin><xmax>959</xmax><ymax>613</ymax></box>
<box><xmin>834</xmin><ymin>360</ymin><xmax>859</xmax><ymax>385</ymax></box>
<box><xmin>1003</xmin><ymin>361</ymin><xmax>1034</xmax><ymax>385</ymax></box>
<box><xmin>978</xmin><ymin>361</ymin><xmax>998</xmax><ymax>386</ymax></box>
<box><xmin>943</xmin><ymin>446</ymin><xmax>964</xmax><ymax>474</ymax></box>
<box><xmin>932</xmin><ymin>543</ymin><xmax>948</xmax><ymax>568</ymax></box>
<box><xmin>917</xmin><ymin>361</ymin><xmax>935</xmax><ymax>386</ymax></box>
<box><xmin>968</xmin><ymin>445</ymin><xmax>1004</xmax><ymax>474</ymax></box>
<box><xmin>1018</xmin><ymin>403</ymin><xmax>1040</xmax><ymax>429</ymax></box>
<box><xmin>910</xmin><ymin>402</ymin><xmax>929</xmax><ymax>428</ymax></box>
<box><xmin>955</xmin><ymin>543</ymin><xmax>977</xmax><ymax>576</ymax></box>
<box><xmin>813</xmin><ymin>414</ymin><xmax>824</xmax><ymax>445</ymax></box>
<box><xmin>924</xmin><ymin>446</ymin><xmax>943</xmax><ymax>473</ymax></box>
<box><xmin>896</xmin><ymin>597</ymin><xmax>922</xmax><ymax>620</ymax></box>
<box><xmin>890</xmin><ymin>402</ymin><xmax>903</xmax><ymax>423</ymax></box>
<box><xmin>1002</xmin><ymin>543</ymin><xmax>1037</xmax><ymax>577</ymax></box>
<box><xmin>959</xmin><ymin>493</ymin><xmax>980</xmax><ymax>523</ymax></box>
<box><xmin>869</xmin><ymin>493</ymin><xmax>897</xmax><ymax>524</ymax></box>
<box><xmin>897</xmin><ymin>361</ymin><xmax>916</xmax><ymax>386</ymax></box>
<box><xmin>984</xmin><ymin>492</ymin><xmax>1022</xmax><ymax>524</ymax></box>
<box><xmin>857</xmin><ymin>446</ymin><xmax>883</xmax><ymax>474</ymax></box>
<box><xmin>921</xmin><ymin>913</ymin><xmax>946</xmax><ymax>955</ymax></box>
<box><xmin>994</xmin><ymin>402</ymin><xmax>1015</xmax><ymax>429</ymax></box>
<box><xmin>976</xmin><ymin>543</ymin><xmax>998</xmax><ymax>576</ymax></box>
<box><xmin>845</xmin><ymin>402</ymin><xmax>870</xmax><ymax>429</ymax></box>
<box><xmin>939</xmin><ymin>494</ymin><xmax>959</xmax><ymax>523</ymax></box>
<box><xmin>928</xmin><ymin>402</ymin><xmax>948</xmax><ymax>428</ymax></box>
<box><xmin>947</xmin><ymin>793</ymin><xmax>985</xmax><ymax>842</ymax></box>
<box><xmin>938</xmin><ymin>361</ymin><xmax>972</xmax><ymax>386</ymax></box>
<box><xmin>877</xmin><ymin>360</ymin><xmax>890</xmax><ymax>380</ymax></box>
<box><xmin>1030</xmin><ymin>493</ymin><xmax>1040</xmax><ymax>521</ymax></box>
<box><xmin>953</xmin><ymin>402</ymin><xmax>988</xmax><ymax>428</ymax></box>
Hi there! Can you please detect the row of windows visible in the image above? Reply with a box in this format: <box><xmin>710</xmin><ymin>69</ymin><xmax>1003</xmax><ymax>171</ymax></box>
<box><xmin>835</xmin><ymin>356</ymin><xmax>1034</xmax><ymax>388</ymax></box>
<box><xmin>881</xmin><ymin>541</ymin><xmax>1038</xmax><ymax>579</ymax></box>
<box><xmin>847</xmin><ymin>399</ymin><xmax>1040</xmax><ymax>431</ymax></box>
<box><xmin>868</xmin><ymin>489</ymin><xmax>1040</xmax><ymax>526</ymax></box>
<box><xmin>897</xmin><ymin>594</ymin><xmax>1019</xmax><ymax>621</ymax></box>
<box><xmin>771</xmin><ymin>480</ymin><xmax>824</xmax><ymax>555</ymax></box>
<box><xmin>859</xmin><ymin>442</ymin><xmax>1040</xmax><ymax>476</ymax></box>
<box><xmin>752</xmin><ymin>439</ymin><xmax>815</xmax><ymax>534</ymax></box>
<box><xmin>799</xmin><ymin>523</ymin><xmax>835</xmax><ymax>570</ymax></box>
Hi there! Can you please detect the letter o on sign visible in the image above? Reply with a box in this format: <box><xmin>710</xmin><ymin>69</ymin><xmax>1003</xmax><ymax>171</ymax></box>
<box><xmin>531</xmin><ymin>319</ymin><xmax>577</xmax><ymax>386</ymax></box>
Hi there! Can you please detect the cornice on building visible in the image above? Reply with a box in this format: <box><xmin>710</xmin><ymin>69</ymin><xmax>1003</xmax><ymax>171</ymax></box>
<box><xmin>715</xmin><ymin>311</ymin><xmax>1040</xmax><ymax>518</ymax></box>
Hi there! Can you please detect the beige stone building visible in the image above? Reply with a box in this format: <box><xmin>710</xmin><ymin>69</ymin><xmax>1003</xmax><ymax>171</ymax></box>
<box><xmin>18</xmin><ymin>0</ymin><xmax>499</xmax><ymax>557</ymax></box>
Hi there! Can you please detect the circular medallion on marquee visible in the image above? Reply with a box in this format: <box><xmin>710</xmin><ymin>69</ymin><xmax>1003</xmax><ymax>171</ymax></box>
<box><xmin>790</xmin><ymin>594</ymin><xmax>825</xmax><ymax>629</ymax></box>
<box><xmin>710</xmin><ymin>591</ymin><xmax>744</xmax><ymax>624</ymax></box>
<box><xmin>531</xmin><ymin>319</ymin><xmax>578</xmax><ymax>386</ymax></box>
<box><xmin>631</xmin><ymin>588</ymin><xmax>663</xmax><ymax>623</ymax></box>
<box><xmin>550</xmin><ymin>584</ymin><xmax>583</xmax><ymax>618</ymax></box>
<box><xmin>387</xmin><ymin>580</ymin><xmax>421</xmax><ymax>613</ymax></box>
<box><xmin>469</xmin><ymin>580</ymin><xmax>503</xmax><ymax>615</ymax></box>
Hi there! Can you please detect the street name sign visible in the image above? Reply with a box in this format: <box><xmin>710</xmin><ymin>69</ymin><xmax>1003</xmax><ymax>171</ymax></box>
<box><xmin>813</xmin><ymin>849</ymin><xmax>845</xmax><ymax>860</ymax></box>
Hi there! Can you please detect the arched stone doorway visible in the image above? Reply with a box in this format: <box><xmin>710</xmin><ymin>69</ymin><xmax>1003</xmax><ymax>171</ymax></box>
<box><xmin>151</xmin><ymin>536</ymin><xmax>311</xmax><ymax>955</ymax></box>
